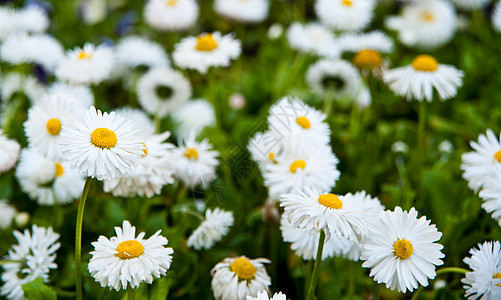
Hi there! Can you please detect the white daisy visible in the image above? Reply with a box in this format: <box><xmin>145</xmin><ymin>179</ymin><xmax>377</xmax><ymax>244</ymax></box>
<box><xmin>1</xmin><ymin>225</ymin><xmax>60</xmax><ymax>300</ymax></box>
<box><xmin>478</xmin><ymin>173</ymin><xmax>501</xmax><ymax>226</ymax></box>
<box><xmin>48</xmin><ymin>82</ymin><xmax>95</xmax><ymax>109</ymax></box>
<box><xmin>172</xmin><ymin>133</ymin><xmax>219</xmax><ymax>188</ymax></box>
<box><xmin>115</xmin><ymin>36</ymin><xmax>169</xmax><ymax>70</ymax></box>
<box><xmin>248</xmin><ymin>130</ymin><xmax>283</xmax><ymax>173</ymax></box>
<box><xmin>88</xmin><ymin>220</ymin><xmax>174</xmax><ymax>291</ymax></box>
<box><xmin>461</xmin><ymin>129</ymin><xmax>501</xmax><ymax>192</ymax></box>
<box><xmin>24</xmin><ymin>94</ymin><xmax>81</xmax><ymax>159</ymax></box>
<box><xmin>0</xmin><ymin>200</ymin><xmax>16</xmax><ymax>229</ymax></box>
<box><xmin>462</xmin><ymin>241</ymin><xmax>501</xmax><ymax>300</ymax></box>
<box><xmin>493</xmin><ymin>2</ymin><xmax>501</xmax><ymax>33</ymax></box>
<box><xmin>338</xmin><ymin>30</ymin><xmax>394</xmax><ymax>54</ymax></box>
<box><xmin>286</xmin><ymin>22</ymin><xmax>340</xmax><ymax>58</ymax></box>
<box><xmin>385</xmin><ymin>0</ymin><xmax>457</xmax><ymax>49</ymax></box>
<box><xmin>383</xmin><ymin>54</ymin><xmax>464</xmax><ymax>102</ymax></box>
<box><xmin>144</xmin><ymin>0</ymin><xmax>199</xmax><ymax>31</ymax></box>
<box><xmin>114</xmin><ymin>107</ymin><xmax>155</xmax><ymax>138</ymax></box>
<box><xmin>187</xmin><ymin>208</ymin><xmax>234</xmax><ymax>250</ymax></box>
<box><xmin>360</xmin><ymin>207</ymin><xmax>445</xmax><ymax>293</ymax></box>
<box><xmin>315</xmin><ymin>0</ymin><xmax>375</xmax><ymax>32</ymax></box>
<box><xmin>172</xmin><ymin>32</ymin><xmax>241</xmax><ymax>74</ymax></box>
<box><xmin>0</xmin><ymin>6</ymin><xmax>49</xmax><ymax>40</ymax></box>
<box><xmin>0</xmin><ymin>73</ymin><xmax>46</xmax><ymax>104</ymax></box>
<box><xmin>214</xmin><ymin>0</ymin><xmax>269</xmax><ymax>23</ymax></box>
<box><xmin>211</xmin><ymin>256</ymin><xmax>271</xmax><ymax>300</ymax></box>
<box><xmin>59</xmin><ymin>106</ymin><xmax>144</xmax><ymax>180</ymax></box>
<box><xmin>246</xmin><ymin>290</ymin><xmax>287</xmax><ymax>300</ymax></box>
<box><xmin>0</xmin><ymin>130</ymin><xmax>20</xmax><ymax>174</ymax></box>
<box><xmin>55</xmin><ymin>43</ymin><xmax>115</xmax><ymax>85</ymax></box>
<box><xmin>172</xmin><ymin>99</ymin><xmax>215</xmax><ymax>138</ymax></box>
<box><xmin>451</xmin><ymin>0</ymin><xmax>491</xmax><ymax>11</ymax></box>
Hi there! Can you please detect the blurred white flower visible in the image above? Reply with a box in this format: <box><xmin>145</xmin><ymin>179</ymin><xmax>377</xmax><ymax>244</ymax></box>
<box><xmin>214</xmin><ymin>0</ymin><xmax>269</xmax><ymax>23</ymax></box>
<box><xmin>0</xmin><ymin>200</ymin><xmax>16</xmax><ymax>229</ymax></box>
<box><xmin>0</xmin><ymin>130</ymin><xmax>20</xmax><ymax>174</ymax></box>
<box><xmin>287</xmin><ymin>22</ymin><xmax>340</xmax><ymax>58</ymax></box>
<box><xmin>144</xmin><ymin>0</ymin><xmax>199</xmax><ymax>31</ymax></box>
<box><xmin>80</xmin><ymin>0</ymin><xmax>107</xmax><ymax>25</ymax></box>
<box><xmin>0</xmin><ymin>6</ymin><xmax>49</xmax><ymax>40</ymax></box>
<box><xmin>115</xmin><ymin>36</ymin><xmax>169</xmax><ymax>70</ymax></box>
<box><xmin>267</xmin><ymin>23</ymin><xmax>283</xmax><ymax>40</ymax></box>
<box><xmin>187</xmin><ymin>208</ymin><xmax>234</xmax><ymax>250</ymax></box>
<box><xmin>315</xmin><ymin>0</ymin><xmax>375</xmax><ymax>32</ymax></box>
<box><xmin>306</xmin><ymin>59</ymin><xmax>362</xmax><ymax>100</ymax></box>
<box><xmin>172</xmin><ymin>99</ymin><xmax>215</xmax><ymax>138</ymax></box>
<box><xmin>48</xmin><ymin>82</ymin><xmax>94</xmax><ymax>108</ymax></box>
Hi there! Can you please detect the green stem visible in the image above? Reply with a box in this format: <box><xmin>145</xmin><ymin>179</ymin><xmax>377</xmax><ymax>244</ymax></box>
<box><xmin>128</xmin><ymin>287</ymin><xmax>135</xmax><ymax>300</ymax></box>
<box><xmin>75</xmin><ymin>177</ymin><xmax>92</xmax><ymax>300</ymax></box>
<box><xmin>154</xmin><ymin>113</ymin><xmax>161</xmax><ymax>133</ymax></box>
<box><xmin>410</xmin><ymin>286</ymin><xmax>423</xmax><ymax>300</ymax></box>
<box><xmin>208</xmin><ymin>69</ymin><xmax>223</xmax><ymax>132</ymax></box>
<box><xmin>304</xmin><ymin>260</ymin><xmax>313</xmax><ymax>299</ymax></box>
<box><xmin>183</xmin><ymin>208</ymin><xmax>205</xmax><ymax>221</ymax></box>
<box><xmin>307</xmin><ymin>231</ymin><xmax>326</xmax><ymax>300</ymax></box>
<box><xmin>416</xmin><ymin>100</ymin><xmax>426</xmax><ymax>205</ymax></box>
<box><xmin>322</xmin><ymin>91</ymin><xmax>334</xmax><ymax>114</ymax></box>
<box><xmin>436</xmin><ymin>267</ymin><xmax>469</xmax><ymax>275</ymax></box>
<box><xmin>348</xmin><ymin>261</ymin><xmax>354</xmax><ymax>300</ymax></box>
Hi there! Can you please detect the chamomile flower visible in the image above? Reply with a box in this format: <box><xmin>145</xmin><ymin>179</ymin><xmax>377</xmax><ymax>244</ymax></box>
<box><xmin>172</xmin><ymin>133</ymin><xmax>219</xmax><ymax>188</ymax></box>
<box><xmin>211</xmin><ymin>256</ymin><xmax>271</xmax><ymax>300</ymax></box>
<box><xmin>0</xmin><ymin>6</ymin><xmax>49</xmax><ymax>40</ymax></box>
<box><xmin>360</xmin><ymin>207</ymin><xmax>445</xmax><ymax>293</ymax></box>
<box><xmin>451</xmin><ymin>0</ymin><xmax>491</xmax><ymax>11</ymax></box>
<box><xmin>115</xmin><ymin>36</ymin><xmax>169</xmax><ymax>70</ymax></box>
<box><xmin>1</xmin><ymin>225</ymin><xmax>60</xmax><ymax>300</ymax></box>
<box><xmin>315</xmin><ymin>0</ymin><xmax>375</xmax><ymax>32</ymax></box>
<box><xmin>493</xmin><ymin>2</ymin><xmax>501</xmax><ymax>33</ymax></box>
<box><xmin>383</xmin><ymin>54</ymin><xmax>464</xmax><ymax>101</ymax></box>
<box><xmin>0</xmin><ymin>130</ymin><xmax>20</xmax><ymax>174</ymax></box>
<box><xmin>187</xmin><ymin>208</ymin><xmax>234</xmax><ymax>250</ymax></box>
<box><xmin>24</xmin><ymin>95</ymin><xmax>81</xmax><ymax>159</ymax></box>
<box><xmin>478</xmin><ymin>174</ymin><xmax>501</xmax><ymax>226</ymax></box>
<box><xmin>59</xmin><ymin>106</ymin><xmax>144</xmax><ymax>181</ymax></box>
<box><xmin>248</xmin><ymin>130</ymin><xmax>283</xmax><ymax>173</ymax></box>
<box><xmin>56</xmin><ymin>43</ymin><xmax>115</xmax><ymax>85</ymax></box>
<box><xmin>337</xmin><ymin>31</ymin><xmax>393</xmax><ymax>72</ymax></box>
<box><xmin>172</xmin><ymin>32</ymin><xmax>241</xmax><ymax>74</ymax></box>
<box><xmin>88</xmin><ymin>220</ymin><xmax>174</xmax><ymax>291</ymax></box>
<box><xmin>461</xmin><ymin>129</ymin><xmax>501</xmax><ymax>192</ymax></box>
<box><xmin>172</xmin><ymin>99</ymin><xmax>215</xmax><ymax>138</ymax></box>
<box><xmin>214</xmin><ymin>0</ymin><xmax>269</xmax><ymax>24</ymax></box>
<box><xmin>385</xmin><ymin>0</ymin><xmax>457</xmax><ymax>49</ymax></box>
<box><xmin>0</xmin><ymin>200</ymin><xmax>16</xmax><ymax>229</ymax></box>
<box><xmin>144</xmin><ymin>0</ymin><xmax>199</xmax><ymax>32</ymax></box>
<box><xmin>462</xmin><ymin>241</ymin><xmax>501</xmax><ymax>300</ymax></box>
<box><xmin>137</xmin><ymin>67</ymin><xmax>192</xmax><ymax>117</ymax></box>
<box><xmin>246</xmin><ymin>291</ymin><xmax>287</xmax><ymax>300</ymax></box>
<box><xmin>286</xmin><ymin>22</ymin><xmax>340</xmax><ymax>58</ymax></box>
<box><xmin>48</xmin><ymin>82</ymin><xmax>94</xmax><ymax>108</ymax></box>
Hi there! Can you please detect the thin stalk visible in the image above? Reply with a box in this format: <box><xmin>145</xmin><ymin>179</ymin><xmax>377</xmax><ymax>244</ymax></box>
<box><xmin>322</xmin><ymin>91</ymin><xmax>334</xmax><ymax>114</ymax></box>
<box><xmin>436</xmin><ymin>267</ymin><xmax>469</xmax><ymax>275</ymax></box>
<box><xmin>75</xmin><ymin>177</ymin><xmax>92</xmax><ymax>300</ymax></box>
<box><xmin>154</xmin><ymin>113</ymin><xmax>161</xmax><ymax>133</ymax></box>
<box><xmin>183</xmin><ymin>208</ymin><xmax>205</xmax><ymax>221</ymax></box>
<box><xmin>348</xmin><ymin>261</ymin><xmax>354</xmax><ymax>300</ymax></box>
<box><xmin>128</xmin><ymin>287</ymin><xmax>135</xmax><ymax>300</ymax></box>
<box><xmin>307</xmin><ymin>231</ymin><xmax>326</xmax><ymax>300</ymax></box>
<box><xmin>304</xmin><ymin>260</ymin><xmax>313</xmax><ymax>300</ymax></box>
<box><xmin>208</xmin><ymin>69</ymin><xmax>223</xmax><ymax>132</ymax></box>
<box><xmin>416</xmin><ymin>100</ymin><xmax>426</xmax><ymax>205</ymax></box>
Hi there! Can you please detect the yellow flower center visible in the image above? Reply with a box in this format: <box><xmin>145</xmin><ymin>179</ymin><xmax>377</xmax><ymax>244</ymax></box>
<box><xmin>289</xmin><ymin>160</ymin><xmax>306</xmax><ymax>173</ymax></box>
<box><xmin>353</xmin><ymin>49</ymin><xmax>382</xmax><ymax>69</ymax></box>
<box><xmin>166</xmin><ymin>0</ymin><xmax>177</xmax><ymax>6</ymax></box>
<box><xmin>296</xmin><ymin>116</ymin><xmax>311</xmax><ymax>129</ymax></box>
<box><xmin>77</xmin><ymin>50</ymin><xmax>92</xmax><ymax>60</ymax></box>
<box><xmin>411</xmin><ymin>55</ymin><xmax>438</xmax><ymax>72</ymax></box>
<box><xmin>268</xmin><ymin>152</ymin><xmax>275</xmax><ymax>161</ymax></box>
<box><xmin>230</xmin><ymin>257</ymin><xmax>257</xmax><ymax>280</ymax></box>
<box><xmin>46</xmin><ymin>118</ymin><xmax>61</xmax><ymax>136</ymax></box>
<box><xmin>494</xmin><ymin>272</ymin><xmax>501</xmax><ymax>287</ymax></box>
<box><xmin>318</xmin><ymin>193</ymin><xmax>343</xmax><ymax>209</ymax></box>
<box><xmin>422</xmin><ymin>11</ymin><xmax>434</xmax><ymax>22</ymax></box>
<box><xmin>494</xmin><ymin>150</ymin><xmax>501</xmax><ymax>163</ymax></box>
<box><xmin>393</xmin><ymin>239</ymin><xmax>413</xmax><ymax>259</ymax></box>
<box><xmin>195</xmin><ymin>34</ymin><xmax>218</xmax><ymax>52</ymax></box>
<box><xmin>90</xmin><ymin>128</ymin><xmax>117</xmax><ymax>149</ymax></box>
<box><xmin>115</xmin><ymin>240</ymin><xmax>144</xmax><ymax>259</ymax></box>
<box><xmin>55</xmin><ymin>162</ymin><xmax>64</xmax><ymax>177</ymax></box>
<box><xmin>341</xmin><ymin>0</ymin><xmax>353</xmax><ymax>6</ymax></box>
<box><xmin>184</xmin><ymin>148</ymin><xmax>198</xmax><ymax>160</ymax></box>
<box><xmin>141</xmin><ymin>143</ymin><xmax>148</xmax><ymax>157</ymax></box>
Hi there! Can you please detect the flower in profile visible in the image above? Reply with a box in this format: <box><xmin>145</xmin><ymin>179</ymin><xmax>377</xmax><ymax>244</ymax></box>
<box><xmin>59</xmin><ymin>106</ymin><xmax>144</xmax><ymax>180</ymax></box>
<box><xmin>315</xmin><ymin>0</ymin><xmax>375</xmax><ymax>32</ymax></box>
<box><xmin>286</xmin><ymin>22</ymin><xmax>340</xmax><ymax>58</ymax></box>
<box><xmin>462</xmin><ymin>241</ymin><xmax>501</xmax><ymax>300</ymax></box>
<box><xmin>214</xmin><ymin>0</ymin><xmax>269</xmax><ymax>24</ymax></box>
<box><xmin>211</xmin><ymin>256</ymin><xmax>271</xmax><ymax>300</ymax></box>
<box><xmin>144</xmin><ymin>0</ymin><xmax>199</xmax><ymax>31</ymax></box>
<box><xmin>187</xmin><ymin>208</ymin><xmax>234</xmax><ymax>250</ymax></box>
<box><xmin>0</xmin><ymin>130</ymin><xmax>20</xmax><ymax>174</ymax></box>
<box><xmin>173</xmin><ymin>32</ymin><xmax>241</xmax><ymax>73</ymax></box>
<box><xmin>383</xmin><ymin>54</ymin><xmax>464</xmax><ymax>101</ymax></box>
<box><xmin>0</xmin><ymin>225</ymin><xmax>60</xmax><ymax>300</ymax></box>
<box><xmin>56</xmin><ymin>43</ymin><xmax>115</xmax><ymax>85</ymax></box>
<box><xmin>115</xmin><ymin>36</ymin><xmax>169</xmax><ymax>70</ymax></box>
<box><xmin>172</xmin><ymin>99</ymin><xmax>215</xmax><ymax>138</ymax></box>
<box><xmin>246</xmin><ymin>290</ymin><xmax>287</xmax><ymax>300</ymax></box>
<box><xmin>360</xmin><ymin>207</ymin><xmax>445</xmax><ymax>293</ymax></box>
<box><xmin>88</xmin><ymin>220</ymin><xmax>174</xmax><ymax>291</ymax></box>
<box><xmin>0</xmin><ymin>200</ymin><xmax>16</xmax><ymax>229</ymax></box>
<box><xmin>0</xmin><ymin>5</ymin><xmax>49</xmax><ymax>40</ymax></box>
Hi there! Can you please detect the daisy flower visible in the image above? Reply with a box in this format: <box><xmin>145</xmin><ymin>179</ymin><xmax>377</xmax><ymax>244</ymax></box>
<box><xmin>461</xmin><ymin>129</ymin><xmax>501</xmax><ymax>192</ymax></box>
<box><xmin>187</xmin><ymin>208</ymin><xmax>234</xmax><ymax>250</ymax></box>
<box><xmin>286</xmin><ymin>22</ymin><xmax>340</xmax><ymax>58</ymax></box>
<box><xmin>385</xmin><ymin>0</ymin><xmax>457</xmax><ymax>49</ymax></box>
<box><xmin>462</xmin><ymin>241</ymin><xmax>501</xmax><ymax>300</ymax></box>
<box><xmin>115</xmin><ymin>36</ymin><xmax>169</xmax><ymax>70</ymax></box>
<box><xmin>172</xmin><ymin>32</ymin><xmax>241</xmax><ymax>74</ymax></box>
<box><xmin>114</xmin><ymin>107</ymin><xmax>155</xmax><ymax>138</ymax></box>
<box><xmin>0</xmin><ymin>130</ymin><xmax>20</xmax><ymax>174</ymax></box>
<box><xmin>172</xmin><ymin>99</ymin><xmax>216</xmax><ymax>138</ymax></box>
<box><xmin>360</xmin><ymin>207</ymin><xmax>445</xmax><ymax>293</ymax></box>
<box><xmin>0</xmin><ymin>200</ymin><xmax>16</xmax><ymax>229</ymax></box>
<box><xmin>248</xmin><ymin>130</ymin><xmax>283</xmax><ymax>173</ymax></box>
<box><xmin>48</xmin><ymin>82</ymin><xmax>94</xmax><ymax>109</ymax></box>
<box><xmin>211</xmin><ymin>256</ymin><xmax>271</xmax><ymax>300</ymax></box>
<box><xmin>0</xmin><ymin>73</ymin><xmax>45</xmax><ymax>103</ymax></box>
<box><xmin>451</xmin><ymin>0</ymin><xmax>490</xmax><ymax>11</ymax></box>
<box><xmin>1</xmin><ymin>225</ymin><xmax>60</xmax><ymax>300</ymax></box>
<box><xmin>337</xmin><ymin>31</ymin><xmax>393</xmax><ymax>71</ymax></box>
<box><xmin>478</xmin><ymin>173</ymin><xmax>501</xmax><ymax>226</ymax></box>
<box><xmin>493</xmin><ymin>2</ymin><xmax>501</xmax><ymax>33</ymax></box>
<box><xmin>246</xmin><ymin>291</ymin><xmax>287</xmax><ymax>300</ymax></box>
<box><xmin>0</xmin><ymin>5</ymin><xmax>49</xmax><ymax>40</ymax></box>
<box><xmin>383</xmin><ymin>54</ymin><xmax>464</xmax><ymax>101</ymax></box>
<box><xmin>172</xmin><ymin>133</ymin><xmax>219</xmax><ymax>188</ymax></box>
<box><xmin>88</xmin><ymin>220</ymin><xmax>174</xmax><ymax>291</ymax></box>
<box><xmin>315</xmin><ymin>0</ymin><xmax>375</xmax><ymax>32</ymax></box>
<box><xmin>55</xmin><ymin>43</ymin><xmax>115</xmax><ymax>85</ymax></box>
<box><xmin>214</xmin><ymin>0</ymin><xmax>269</xmax><ymax>24</ymax></box>
<box><xmin>59</xmin><ymin>106</ymin><xmax>144</xmax><ymax>180</ymax></box>
<box><xmin>144</xmin><ymin>0</ymin><xmax>199</xmax><ymax>31</ymax></box>
<box><xmin>137</xmin><ymin>67</ymin><xmax>192</xmax><ymax>117</ymax></box>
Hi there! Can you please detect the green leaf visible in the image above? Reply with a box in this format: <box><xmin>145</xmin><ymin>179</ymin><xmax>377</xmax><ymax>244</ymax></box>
<box><xmin>150</xmin><ymin>277</ymin><xmax>173</xmax><ymax>300</ymax></box>
<box><xmin>22</xmin><ymin>278</ymin><xmax>57</xmax><ymax>300</ymax></box>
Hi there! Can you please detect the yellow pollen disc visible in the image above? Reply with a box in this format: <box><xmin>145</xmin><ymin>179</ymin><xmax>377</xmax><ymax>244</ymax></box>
<box><xmin>289</xmin><ymin>160</ymin><xmax>306</xmax><ymax>173</ymax></box>
<box><xmin>195</xmin><ymin>33</ymin><xmax>218</xmax><ymax>52</ymax></box>
<box><xmin>115</xmin><ymin>240</ymin><xmax>144</xmax><ymax>259</ymax></box>
<box><xmin>184</xmin><ymin>148</ymin><xmax>199</xmax><ymax>160</ymax></box>
<box><xmin>141</xmin><ymin>143</ymin><xmax>148</xmax><ymax>157</ymax></box>
<box><xmin>411</xmin><ymin>55</ymin><xmax>438</xmax><ymax>72</ymax></box>
<box><xmin>422</xmin><ymin>11</ymin><xmax>434</xmax><ymax>22</ymax></box>
<box><xmin>494</xmin><ymin>150</ymin><xmax>501</xmax><ymax>163</ymax></box>
<box><xmin>55</xmin><ymin>163</ymin><xmax>64</xmax><ymax>177</ymax></box>
<box><xmin>166</xmin><ymin>0</ymin><xmax>177</xmax><ymax>6</ymax></box>
<box><xmin>77</xmin><ymin>50</ymin><xmax>92</xmax><ymax>60</ymax></box>
<box><xmin>494</xmin><ymin>272</ymin><xmax>501</xmax><ymax>287</ymax></box>
<box><xmin>90</xmin><ymin>128</ymin><xmax>117</xmax><ymax>149</ymax></box>
<box><xmin>393</xmin><ymin>239</ymin><xmax>413</xmax><ymax>259</ymax></box>
<box><xmin>296</xmin><ymin>116</ymin><xmax>311</xmax><ymax>129</ymax></box>
<box><xmin>268</xmin><ymin>152</ymin><xmax>275</xmax><ymax>161</ymax></box>
<box><xmin>341</xmin><ymin>0</ymin><xmax>353</xmax><ymax>6</ymax></box>
<box><xmin>230</xmin><ymin>258</ymin><xmax>257</xmax><ymax>280</ymax></box>
<box><xmin>318</xmin><ymin>193</ymin><xmax>343</xmax><ymax>209</ymax></box>
<box><xmin>353</xmin><ymin>49</ymin><xmax>382</xmax><ymax>69</ymax></box>
<box><xmin>46</xmin><ymin>118</ymin><xmax>61</xmax><ymax>136</ymax></box>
